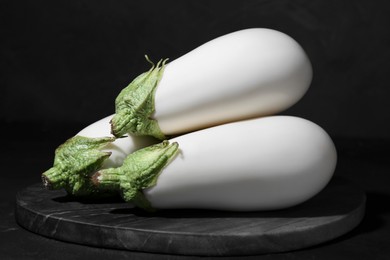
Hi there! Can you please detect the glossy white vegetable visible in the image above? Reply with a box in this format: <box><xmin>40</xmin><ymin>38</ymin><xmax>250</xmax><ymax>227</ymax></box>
<box><xmin>143</xmin><ymin>116</ymin><xmax>337</xmax><ymax>211</ymax></box>
<box><xmin>153</xmin><ymin>28</ymin><xmax>313</xmax><ymax>135</ymax></box>
<box><xmin>78</xmin><ymin>115</ymin><xmax>157</xmax><ymax>168</ymax></box>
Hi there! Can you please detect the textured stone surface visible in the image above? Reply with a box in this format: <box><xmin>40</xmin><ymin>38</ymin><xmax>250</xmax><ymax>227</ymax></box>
<box><xmin>15</xmin><ymin>177</ymin><xmax>365</xmax><ymax>256</ymax></box>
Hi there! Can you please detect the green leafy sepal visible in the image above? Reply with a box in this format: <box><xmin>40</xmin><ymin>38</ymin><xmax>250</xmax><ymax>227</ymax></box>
<box><xmin>42</xmin><ymin>135</ymin><xmax>115</xmax><ymax>197</ymax></box>
<box><xmin>111</xmin><ymin>56</ymin><xmax>168</xmax><ymax>140</ymax></box>
<box><xmin>93</xmin><ymin>140</ymin><xmax>179</xmax><ymax>211</ymax></box>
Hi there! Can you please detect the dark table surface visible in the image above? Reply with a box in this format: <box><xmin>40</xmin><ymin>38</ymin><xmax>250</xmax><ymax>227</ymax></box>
<box><xmin>1</xmin><ymin>124</ymin><xmax>390</xmax><ymax>259</ymax></box>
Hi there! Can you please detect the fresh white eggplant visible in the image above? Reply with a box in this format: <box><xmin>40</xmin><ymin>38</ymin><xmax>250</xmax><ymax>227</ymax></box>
<box><xmin>111</xmin><ymin>28</ymin><xmax>313</xmax><ymax>139</ymax></box>
<box><xmin>94</xmin><ymin>116</ymin><xmax>337</xmax><ymax>211</ymax></box>
<box><xmin>41</xmin><ymin>115</ymin><xmax>157</xmax><ymax>197</ymax></box>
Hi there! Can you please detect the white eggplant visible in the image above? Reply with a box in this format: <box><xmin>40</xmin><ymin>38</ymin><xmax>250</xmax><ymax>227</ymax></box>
<box><xmin>95</xmin><ymin>116</ymin><xmax>337</xmax><ymax>211</ymax></box>
<box><xmin>111</xmin><ymin>28</ymin><xmax>313</xmax><ymax>139</ymax></box>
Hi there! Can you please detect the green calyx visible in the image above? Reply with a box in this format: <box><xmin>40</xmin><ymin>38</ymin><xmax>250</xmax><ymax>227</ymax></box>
<box><xmin>42</xmin><ymin>135</ymin><xmax>116</xmax><ymax>197</ymax></box>
<box><xmin>111</xmin><ymin>55</ymin><xmax>168</xmax><ymax>140</ymax></box>
<box><xmin>92</xmin><ymin>140</ymin><xmax>179</xmax><ymax>211</ymax></box>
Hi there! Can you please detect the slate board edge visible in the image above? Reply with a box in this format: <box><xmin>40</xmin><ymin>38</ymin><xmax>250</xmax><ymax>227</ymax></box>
<box><xmin>14</xmin><ymin>181</ymin><xmax>366</xmax><ymax>256</ymax></box>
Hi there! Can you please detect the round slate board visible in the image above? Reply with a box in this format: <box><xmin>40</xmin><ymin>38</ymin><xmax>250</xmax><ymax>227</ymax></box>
<box><xmin>15</xmin><ymin>177</ymin><xmax>365</xmax><ymax>256</ymax></box>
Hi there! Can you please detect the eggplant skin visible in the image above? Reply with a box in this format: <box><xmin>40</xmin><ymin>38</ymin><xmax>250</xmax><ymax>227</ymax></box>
<box><xmin>154</xmin><ymin>28</ymin><xmax>313</xmax><ymax>135</ymax></box>
<box><xmin>144</xmin><ymin>116</ymin><xmax>337</xmax><ymax>211</ymax></box>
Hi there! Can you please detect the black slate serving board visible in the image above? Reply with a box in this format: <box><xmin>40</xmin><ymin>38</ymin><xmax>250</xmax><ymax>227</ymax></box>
<box><xmin>15</xmin><ymin>177</ymin><xmax>365</xmax><ymax>256</ymax></box>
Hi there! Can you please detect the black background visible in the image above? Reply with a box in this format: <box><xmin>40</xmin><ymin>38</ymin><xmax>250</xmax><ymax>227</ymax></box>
<box><xmin>1</xmin><ymin>0</ymin><xmax>390</xmax><ymax>259</ymax></box>
<box><xmin>2</xmin><ymin>0</ymin><xmax>390</xmax><ymax>139</ymax></box>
